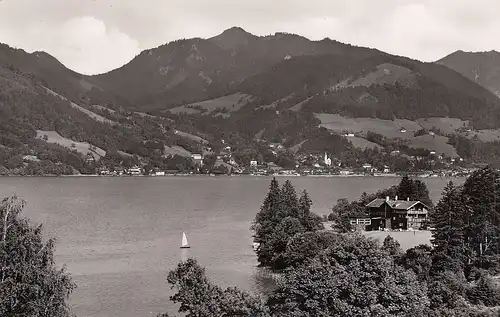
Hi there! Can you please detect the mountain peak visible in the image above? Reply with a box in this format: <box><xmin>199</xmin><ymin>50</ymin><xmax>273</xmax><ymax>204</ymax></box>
<box><xmin>438</xmin><ymin>49</ymin><xmax>500</xmax><ymax>98</ymax></box>
<box><xmin>222</xmin><ymin>26</ymin><xmax>250</xmax><ymax>34</ymax></box>
<box><xmin>441</xmin><ymin>49</ymin><xmax>500</xmax><ymax>60</ymax></box>
<box><xmin>209</xmin><ymin>26</ymin><xmax>256</xmax><ymax>50</ymax></box>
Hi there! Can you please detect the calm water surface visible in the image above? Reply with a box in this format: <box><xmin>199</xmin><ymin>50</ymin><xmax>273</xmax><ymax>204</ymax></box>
<box><xmin>0</xmin><ymin>176</ymin><xmax>464</xmax><ymax>317</ymax></box>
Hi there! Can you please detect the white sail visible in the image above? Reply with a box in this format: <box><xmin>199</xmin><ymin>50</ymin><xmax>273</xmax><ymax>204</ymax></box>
<box><xmin>181</xmin><ymin>232</ymin><xmax>190</xmax><ymax>248</ymax></box>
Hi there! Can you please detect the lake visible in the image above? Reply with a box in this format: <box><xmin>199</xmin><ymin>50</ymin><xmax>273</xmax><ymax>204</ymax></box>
<box><xmin>0</xmin><ymin>175</ymin><xmax>464</xmax><ymax>317</ymax></box>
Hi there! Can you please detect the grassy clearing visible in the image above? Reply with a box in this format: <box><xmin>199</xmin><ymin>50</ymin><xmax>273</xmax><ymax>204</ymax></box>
<box><xmin>169</xmin><ymin>93</ymin><xmax>254</xmax><ymax>115</ymax></box>
<box><xmin>174</xmin><ymin>130</ymin><xmax>209</xmax><ymax>145</ymax></box>
<box><xmin>316</xmin><ymin>113</ymin><xmax>463</xmax><ymax>156</ymax></box>
<box><xmin>315</xmin><ymin>113</ymin><xmax>421</xmax><ymax>139</ymax></box>
<box><xmin>44</xmin><ymin>88</ymin><xmax>118</xmax><ymax>126</ymax></box>
<box><xmin>348</xmin><ymin>136</ymin><xmax>381</xmax><ymax>150</ymax></box>
<box><xmin>163</xmin><ymin>145</ymin><xmax>192</xmax><ymax>157</ymax></box>
<box><xmin>36</xmin><ymin>130</ymin><xmax>106</xmax><ymax>159</ymax></box>
<box><xmin>322</xmin><ymin>222</ymin><xmax>431</xmax><ymax>250</ymax></box>
<box><xmin>416</xmin><ymin>117</ymin><xmax>468</xmax><ymax>135</ymax></box>
<box><xmin>349</xmin><ymin>63</ymin><xmax>417</xmax><ymax>88</ymax></box>
<box><xmin>462</xmin><ymin>129</ymin><xmax>500</xmax><ymax>142</ymax></box>
<box><xmin>415</xmin><ymin>117</ymin><xmax>500</xmax><ymax>142</ymax></box>
<box><xmin>364</xmin><ymin>230</ymin><xmax>432</xmax><ymax>250</ymax></box>
<box><xmin>408</xmin><ymin>134</ymin><xmax>458</xmax><ymax>157</ymax></box>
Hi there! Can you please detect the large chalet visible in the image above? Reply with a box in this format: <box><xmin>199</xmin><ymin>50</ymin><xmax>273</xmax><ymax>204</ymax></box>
<box><xmin>355</xmin><ymin>196</ymin><xmax>430</xmax><ymax>231</ymax></box>
<box><xmin>366</xmin><ymin>196</ymin><xmax>429</xmax><ymax>230</ymax></box>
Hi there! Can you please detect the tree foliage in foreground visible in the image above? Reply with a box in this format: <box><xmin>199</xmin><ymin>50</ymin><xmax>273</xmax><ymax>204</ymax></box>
<box><xmin>429</xmin><ymin>181</ymin><xmax>466</xmax><ymax>259</ymax></box>
<box><xmin>251</xmin><ymin>178</ymin><xmax>323</xmax><ymax>270</ymax></box>
<box><xmin>426</xmin><ymin>167</ymin><xmax>500</xmax><ymax>315</ymax></box>
<box><xmin>163</xmin><ymin>258</ymin><xmax>269</xmax><ymax>317</ymax></box>
<box><xmin>0</xmin><ymin>196</ymin><xmax>75</xmax><ymax>317</ymax></box>
<box><xmin>163</xmin><ymin>234</ymin><xmax>431</xmax><ymax>317</ymax></box>
<box><xmin>430</xmin><ymin>167</ymin><xmax>500</xmax><ymax>271</ymax></box>
<box><xmin>268</xmin><ymin>233</ymin><xmax>429</xmax><ymax>317</ymax></box>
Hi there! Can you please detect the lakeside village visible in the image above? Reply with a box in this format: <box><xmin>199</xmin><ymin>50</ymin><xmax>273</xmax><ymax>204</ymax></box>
<box><xmin>95</xmin><ymin>140</ymin><xmax>479</xmax><ymax>178</ymax></box>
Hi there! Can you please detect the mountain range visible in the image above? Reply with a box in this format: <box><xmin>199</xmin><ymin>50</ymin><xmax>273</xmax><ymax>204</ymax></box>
<box><xmin>2</xmin><ymin>27</ymin><xmax>500</xmax><ymax>175</ymax></box>
<box><xmin>437</xmin><ymin>50</ymin><xmax>500</xmax><ymax>98</ymax></box>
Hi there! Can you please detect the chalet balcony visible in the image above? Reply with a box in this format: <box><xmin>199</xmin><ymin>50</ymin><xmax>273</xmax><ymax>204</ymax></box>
<box><xmin>406</xmin><ymin>209</ymin><xmax>428</xmax><ymax>215</ymax></box>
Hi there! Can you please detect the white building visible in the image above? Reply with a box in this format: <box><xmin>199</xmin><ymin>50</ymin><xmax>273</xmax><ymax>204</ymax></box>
<box><xmin>129</xmin><ymin>166</ymin><xmax>142</xmax><ymax>175</ymax></box>
<box><xmin>191</xmin><ymin>153</ymin><xmax>203</xmax><ymax>166</ymax></box>
<box><xmin>191</xmin><ymin>154</ymin><xmax>202</xmax><ymax>160</ymax></box>
<box><xmin>324</xmin><ymin>152</ymin><xmax>332</xmax><ymax>166</ymax></box>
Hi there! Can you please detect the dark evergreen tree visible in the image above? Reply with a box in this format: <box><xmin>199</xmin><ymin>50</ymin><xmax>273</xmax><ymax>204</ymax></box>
<box><xmin>429</xmin><ymin>181</ymin><xmax>466</xmax><ymax>260</ymax></box>
<box><xmin>298</xmin><ymin>190</ymin><xmax>323</xmax><ymax>231</ymax></box>
<box><xmin>411</xmin><ymin>179</ymin><xmax>433</xmax><ymax>208</ymax></box>
<box><xmin>298</xmin><ymin>190</ymin><xmax>312</xmax><ymax>220</ymax></box>
<box><xmin>251</xmin><ymin>178</ymin><xmax>281</xmax><ymax>267</ymax></box>
<box><xmin>397</xmin><ymin>175</ymin><xmax>433</xmax><ymax>207</ymax></box>
<box><xmin>279</xmin><ymin>180</ymin><xmax>299</xmax><ymax>219</ymax></box>
<box><xmin>252</xmin><ymin>179</ymin><xmax>324</xmax><ymax>270</ymax></box>
<box><xmin>462</xmin><ymin>167</ymin><xmax>500</xmax><ymax>268</ymax></box>
<box><xmin>267</xmin><ymin>217</ymin><xmax>306</xmax><ymax>270</ymax></box>
<box><xmin>397</xmin><ymin>175</ymin><xmax>414</xmax><ymax>200</ymax></box>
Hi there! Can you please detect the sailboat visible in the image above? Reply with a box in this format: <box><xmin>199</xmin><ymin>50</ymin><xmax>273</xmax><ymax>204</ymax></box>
<box><xmin>180</xmin><ymin>232</ymin><xmax>190</xmax><ymax>249</ymax></box>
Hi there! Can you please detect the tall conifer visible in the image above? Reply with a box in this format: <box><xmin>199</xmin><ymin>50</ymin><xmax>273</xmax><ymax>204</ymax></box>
<box><xmin>429</xmin><ymin>181</ymin><xmax>466</xmax><ymax>260</ymax></box>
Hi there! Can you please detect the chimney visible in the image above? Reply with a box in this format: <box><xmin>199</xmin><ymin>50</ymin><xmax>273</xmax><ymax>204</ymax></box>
<box><xmin>395</xmin><ymin>195</ymin><xmax>398</xmax><ymax>201</ymax></box>
<box><xmin>386</xmin><ymin>196</ymin><xmax>389</xmax><ymax>201</ymax></box>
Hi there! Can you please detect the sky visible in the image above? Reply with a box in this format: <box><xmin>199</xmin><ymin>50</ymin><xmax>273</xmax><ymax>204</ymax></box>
<box><xmin>0</xmin><ymin>0</ymin><xmax>498</xmax><ymax>75</ymax></box>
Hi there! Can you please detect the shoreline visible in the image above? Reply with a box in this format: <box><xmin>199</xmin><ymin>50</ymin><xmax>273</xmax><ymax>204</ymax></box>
<box><xmin>0</xmin><ymin>173</ymin><xmax>467</xmax><ymax>179</ymax></box>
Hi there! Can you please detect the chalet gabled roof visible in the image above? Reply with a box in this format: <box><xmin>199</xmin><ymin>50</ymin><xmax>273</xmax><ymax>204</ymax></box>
<box><xmin>390</xmin><ymin>201</ymin><xmax>420</xmax><ymax>210</ymax></box>
<box><xmin>366</xmin><ymin>198</ymin><xmax>430</xmax><ymax>211</ymax></box>
<box><xmin>366</xmin><ymin>198</ymin><xmax>386</xmax><ymax>208</ymax></box>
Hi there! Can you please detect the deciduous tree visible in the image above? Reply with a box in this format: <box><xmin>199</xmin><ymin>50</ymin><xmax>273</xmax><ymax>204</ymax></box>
<box><xmin>0</xmin><ymin>196</ymin><xmax>76</xmax><ymax>317</ymax></box>
<box><xmin>165</xmin><ymin>258</ymin><xmax>269</xmax><ymax>317</ymax></box>
<box><xmin>268</xmin><ymin>234</ymin><xmax>429</xmax><ymax>317</ymax></box>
